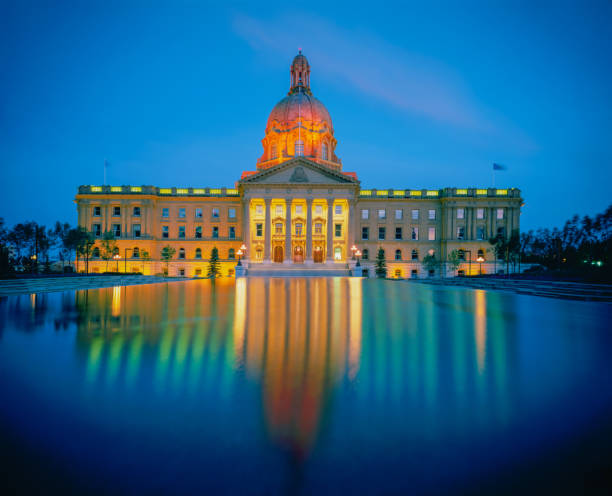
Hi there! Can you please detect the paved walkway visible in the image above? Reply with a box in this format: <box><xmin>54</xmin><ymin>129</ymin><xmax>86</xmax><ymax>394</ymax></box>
<box><xmin>413</xmin><ymin>277</ymin><xmax>612</xmax><ymax>302</ymax></box>
<box><xmin>0</xmin><ymin>275</ymin><xmax>189</xmax><ymax>296</ymax></box>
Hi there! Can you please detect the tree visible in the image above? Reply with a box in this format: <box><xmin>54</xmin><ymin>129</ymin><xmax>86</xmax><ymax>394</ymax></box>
<box><xmin>76</xmin><ymin>229</ymin><xmax>95</xmax><ymax>274</ymax></box>
<box><xmin>422</xmin><ymin>254</ymin><xmax>438</xmax><ymax>277</ymax></box>
<box><xmin>160</xmin><ymin>245</ymin><xmax>176</xmax><ymax>276</ymax></box>
<box><xmin>207</xmin><ymin>247</ymin><xmax>221</xmax><ymax>279</ymax></box>
<box><xmin>100</xmin><ymin>231</ymin><xmax>117</xmax><ymax>272</ymax></box>
<box><xmin>141</xmin><ymin>250</ymin><xmax>151</xmax><ymax>275</ymax></box>
<box><xmin>447</xmin><ymin>250</ymin><xmax>461</xmax><ymax>277</ymax></box>
<box><xmin>374</xmin><ymin>247</ymin><xmax>387</xmax><ymax>278</ymax></box>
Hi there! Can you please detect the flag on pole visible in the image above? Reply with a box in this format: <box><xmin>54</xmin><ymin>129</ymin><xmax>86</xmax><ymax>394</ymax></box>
<box><xmin>493</xmin><ymin>163</ymin><xmax>507</xmax><ymax>171</ymax></box>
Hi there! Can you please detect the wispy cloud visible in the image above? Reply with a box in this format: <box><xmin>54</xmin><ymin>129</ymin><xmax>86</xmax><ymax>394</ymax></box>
<box><xmin>233</xmin><ymin>12</ymin><xmax>489</xmax><ymax>130</ymax></box>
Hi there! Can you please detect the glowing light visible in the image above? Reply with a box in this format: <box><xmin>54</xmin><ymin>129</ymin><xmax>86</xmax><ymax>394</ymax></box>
<box><xmin>475</xmin><ymin>290</ymin><xmax>487</xmax><ymax>374</ymax></box>
<box><xmin>410</xmin><ymin>190</ymin><xmax>422</xmax><ymax>196</ymax></box>
<box><xmin>226</xmin><ymin>189</ymin><xmax>239</xmax><ymax>195</ymax></box>
<box><xmin>177</xmin><ymin>188</ymin><xmax>188</xmax><ymax>194</ymax></box>
<box><xmin>130</xmin><ymin>186</ymin><xmax>142</xmax><ymax>192</ymax></box>
<box><xmin>193</xmin><ymin>188</ymin><xmax>205</xmax><ymax>194</ymax></box>
<box><xmin>91</xmin><ymin>186</ymin><xmax>102</xmax><ymax>192</ymax></box>
<box><xmin>456</xmin><ymin>189</ymin><xmax>468</xmax><ymax>195</ymax></box>
<box><xmin>209</xmin><ymin>188</ymin><xmax>222</xmax><ymax>195</ymax></box>
<box><xmin>496</xmin><ymin>189</ymin><xmax>508</xmax><ymax>195</ymax></box>
<box><xmin>110</xmin><ymin>186</ymin><xmax>122</xmax><ymax>192</ymax></box>
<box><xmin>426</xmin><ymin>190</ymin><xmax>438</xmax><ymax>196</ymax></box>
<box><xmin>111</xmin><ymin>286</ymin><xmax>121</xmax><ymax>317</ymax></box>
<box><xmin>393</xmin><ymin>190</ymin><xmax>405</xmax><ymax>196</ymax></box>
<box><xmin>476</xmin><ymin>189</ymin><xmax>487</xmax><ymax>195</ymax></box>
<box><xmin>159</xmin><ymin>188</ymin><xmax>172</xmax><ymax>194</ymax></box>
<box><xmin>376</xmin><ymin>190</ymin><xmax>388</xmax><ymax>196</ymax></box>
<box><xmin>360</xmin><ymin>190</ymin><xmax>372</xmax><ymax>196</ymax></box>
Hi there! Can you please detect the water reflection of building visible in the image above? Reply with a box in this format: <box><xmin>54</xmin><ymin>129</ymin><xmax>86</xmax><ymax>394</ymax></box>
<box><xmin>234</xmin><ymin>277</ymin><xmax>362</xmax><ymax>459</ymax></box>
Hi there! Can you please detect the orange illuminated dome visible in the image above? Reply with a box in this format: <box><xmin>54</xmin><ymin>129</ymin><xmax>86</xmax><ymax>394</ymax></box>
<box><xmin>257</xmin><ymin>51</ymin><xmax>341</xmax><ymax>171</ymax></box>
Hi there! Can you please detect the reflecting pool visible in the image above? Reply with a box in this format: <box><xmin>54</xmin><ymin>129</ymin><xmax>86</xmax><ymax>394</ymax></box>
<box><xmin>1</xmin><ymin>279</ymin><xmax>611</xmax><ymax>495</ymax></box>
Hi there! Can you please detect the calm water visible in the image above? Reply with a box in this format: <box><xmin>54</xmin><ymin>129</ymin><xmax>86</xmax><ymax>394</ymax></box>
<box><xmin>1</xmin><ymin>278</ymin><xmax>611</xmax><ymax>495</ymax></box>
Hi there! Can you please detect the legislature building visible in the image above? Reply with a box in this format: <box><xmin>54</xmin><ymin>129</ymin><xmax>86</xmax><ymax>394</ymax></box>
<box><xmin>75</xmin><ymin>52</ymin><xmax>522</xmax><ymax>278</ymax></box>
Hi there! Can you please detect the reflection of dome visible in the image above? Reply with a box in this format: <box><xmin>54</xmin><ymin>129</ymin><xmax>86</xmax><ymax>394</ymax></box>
<box><xmin>257</xmin><ymin>51</ymin><xmax>341</xmax><ymax>170</ymax></box>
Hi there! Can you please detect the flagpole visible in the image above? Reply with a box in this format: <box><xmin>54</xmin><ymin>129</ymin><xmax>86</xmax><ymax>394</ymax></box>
<box><xmin>104</xmin><ymin>159</ymin><xmax>107</xmax><ymax>185</ymax></box>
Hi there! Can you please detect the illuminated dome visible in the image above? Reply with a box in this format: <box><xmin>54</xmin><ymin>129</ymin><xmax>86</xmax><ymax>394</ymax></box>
<box><xmin>258</xmin><ymin>51</ymin><xmax>341</xmax><ymax>170</ymax></box>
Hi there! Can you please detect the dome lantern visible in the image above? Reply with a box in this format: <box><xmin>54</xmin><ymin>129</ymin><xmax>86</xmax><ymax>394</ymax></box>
<box><xmin>289</xmin><ymin>50</ymin><xmax>311</xmax><ymax>95</ymax></box>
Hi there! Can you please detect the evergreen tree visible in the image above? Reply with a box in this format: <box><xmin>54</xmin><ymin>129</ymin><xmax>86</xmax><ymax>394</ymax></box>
<box><xmin>208</xmin><ymin>246</ymin><xmax>221</xmax><ymax>279</ymax></box>
<box><xmin>374</xmin><ymin>247</ymin><xmax>387</xmax><ymax>278</ymax></box>
<box><xmin>447</xmin><ymin>249</ymin><xmax>461</xmax><ymax>276</ymax></box>
<box><xmin>422</xmin><ymin>253</ymin><xmax>438</xmax><ymax>276</ymax></box>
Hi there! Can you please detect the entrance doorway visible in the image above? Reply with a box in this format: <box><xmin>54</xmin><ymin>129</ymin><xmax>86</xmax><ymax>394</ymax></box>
<box><xmin>273</xmin><ymin>245</ymin><xmax>284</xmax><ymax>263</ymax></box>
<box><xmin>313</xmin><ymin>246</ymin><xmax>323</xmax><ymax>263</ymax></box>
<box><xmin>293</xmin><ymin>245</ymin><xmax>304</xmax><ymax>263</ymax></box>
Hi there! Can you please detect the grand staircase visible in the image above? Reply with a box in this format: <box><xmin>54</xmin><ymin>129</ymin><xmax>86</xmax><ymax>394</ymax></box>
<box><xmin>245</xmin><ymin>262</ymin><xmax>351</xmax><ymax>277</ymax></box>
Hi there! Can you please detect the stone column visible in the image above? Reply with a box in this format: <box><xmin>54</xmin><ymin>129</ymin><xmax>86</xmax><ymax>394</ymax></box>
<box><xmin>348</xmin><ymin>200</ymin><xmax>355</xmax><ymax>249</ymax></box>
<box><xmin>243</xmin><ymin>198</ymin><xmax>250</xmax><ymax>261</ymax></box>
<box><xmin>285</xmin><ymin>199</ymin><xmax>292</xmax><ymax>262</ymax></box>
<box><xmin>264</xmin><ymin>198</ymin><xmax>272</xmax><ymax>262</ymax></box>
<box><xmin>306</xmin><ymin>198</ymin><xmax>313</xmax><ymax>262</ymax></box>
<box><xmin>327</xmin><ymin>200</ymin><xmax>334</xmax><ymax>261</ymax></box>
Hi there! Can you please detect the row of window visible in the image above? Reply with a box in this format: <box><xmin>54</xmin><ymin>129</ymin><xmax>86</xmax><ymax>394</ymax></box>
<box><xmin>253</xmin><ymin>222</ymin><xmax>343</xmax><ymax>237</ymax></box>
<box><xmin>362</xmin><ymin>208</ymin><xmax>436</xmax><ymax>221</ymax></box>
<box><xmin>162</xmin><ymin>225</ymin><xmax>236</xmax><ymax>239</ymax></box>
<box><xmin>457</xmin><ymin>226</ymin><xmax>505</xmax><ymax>240</ymax></box>
<box><xmin>270</xmin><ymin>142</ymin><xmax>329</xmax><ymax>160</ymax></box>
<box><xmin>362</xmin><ymin>226</ymin><xmax>434</xmax><ymax>241</ymax></box>
<box><xmin>91</xmin><ymin>247</ymin><xmax>238</xmax><ymax>260</ymax></box>
<box><xmin>457</xmin><ymin>208</ymin><xmax>504</xmax><ymax>220</ymax></box>
<box><xmin>91</xmin><ymin>206</ymin><xmax>238</xmax><ymax>220</ymax></box>
<box><xmin>253</xmin><ymin>203</ymin><xmax>344</xmax><ymax>217</ymax></box>
<box><xmin>93</xmin><ymin>206</ymin><xmax>142</xmax><ymax>217</ymax></box>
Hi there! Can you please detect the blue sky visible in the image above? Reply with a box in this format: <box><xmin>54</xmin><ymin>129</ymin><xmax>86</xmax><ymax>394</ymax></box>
<box><xmin>1</xmin><ymin>1</ymin><xmax>611</xmax><ymax>231</ymax></box>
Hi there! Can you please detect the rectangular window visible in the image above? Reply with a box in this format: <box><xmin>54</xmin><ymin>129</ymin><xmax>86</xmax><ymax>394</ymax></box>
<box><xmin>335</xmin><ymin>204</ymin><xmax>342</xmax><ymax>215</ymax></box>
<box><xmin>132</xmin><ymin>224</ymin><xmax>141</xmax><ymax>238</ymax></box>
<box><xmin>411</xmin><ymin>227</ymin><xmax>418</xmax><ymax>240</ymax></box>
<box><xmin>477</xmin><ymin>208</ymin><xmax>484</xmax><ymax>219</ymax></box>
<box><xmin>395</xmin><ymin>227</ymin><xmax>402</xmax><ymax>240</ymax></box>
<box><xmin>229</xmin><ymin>226</ymin><xmax>235</xmax><ymax>239</ymax></box>
<box><xmin>256</xmin><ymin>223</ymin><xmax>263</xmax><ymax>237</ymax></box>
<box><xmin>275</xmin><ymin>223</ymin><xmax>283</xmax><ymax>235</ymax></box>
<box><xmin>457</xmin><ymin>226</ymin><xmax>465</xmax><ymax>240</ymax></box>
<box><xmin>457</xmin><ymin>208</ymin><xmax>465</xmax><ymax>219</ymax></box>
<box><xmin>295</xmin><ymin>205</ymin><xmax>303</xmax><ymax>215</ymax></box>
<box><xmin>162</xmin><ymin>208</ymin><xmax>169</xmax><ymax>218</ymax></box>
<box><xmin>212</xmin><ymin>226</ymin><xmax>219</xmax><ymax>239</ymax></box>
<box><xmin>195</xmin><ymin>226</ymin><xmax>202</xmax><ymax>239</ymax></box>
<box><xmin>335</xmin><ymin>224</ymin><xmax>342</xmax><ymax>237</ymax></box>
<box><xmin>93</xmin><ymin>224</ymin><xmax>101</xmax><ymax>237</ymax></box>
<box><xmin>228</xmin><ymin>208</ymin><xmax>236</xmax><ymax>219</ymax></box>
<box><xmin>428</xmin><ymin>227</ymin><xmax>436</xmax><ymax>241</ymax></box>
<box><xmin>113</xmin><ymin>224</ymin><xmax>121</xmax><ymax>237</ymax></box>
<box><xmin>315</xmin><ymin>205</ymin><xmax>323</xmax><ymax>215</ymax></box>
<box><xmin>477</xmin><ymin>226</ymin><xmax>485</xmax><ymax>240</ymax></box>
<box><xmin>378</xmin><ymin>227</ymin><xmax>386</xmax><ymax>240</ymax></box>
<box><xmin>314</xmin><ymin>223</ymin><xmax>322</xmax><ymax>234</ymax></box>
<box><xmin>133</xmin><ymin>206</ymin><xmax>141</xmax><ymax>217</ymax></box>
<box><xmin>256</xmin><ymin>205</ymin><xmax>263</xmax><ymax>216</ymax></box>
<box><xmin>411</xmin><ymin>209</ymin><xmax>419</xmax><ymax>220</ymax></box>
<box><xmin>362</xmin><ymin>227</ymin><xmax>369</xmax><ymax>240</ymax></box>
<box><xmin>497</xmin><ymin>208</ymin><xmax>504</xmax><ymax>219</ymax></box>
<box><xmin>195</xmin><ymin>208</ymin><xmax>203</xmax><ymax>218</ymax></box>
<box><xmin>295</xmin><ymin>223</ymin><xmax>303</xmax><ymax>236</ymax></box>
<box><xmin>179</xmin><ymin>226</ymin><xmax>185</xmax><ymax>238</ymax></box>
<box><xmin>113</xmin><ymin>206</ymin><xmax>121</xmax><ymax>216</ymax></box>
<box><xmin>428</xmin><ymin>209</ymin><xmax>436</xmax><ymax>220</ymax></box>
<box><xmin>93</xmin><ymin>206</ymin><xmax>101</xmax><ymax>217</ymax></box>
<box><xmin>378</xmin><ymin>209</ymin><xmax>386</xmax><ymax>219</ymax></box>
<box><xmin>179</xmin><ymin>208</ymin><xmax>186</xmax><ymax>218</ymax></box>
<box><xmin>272</xmin><ymin>205</ymin><xmax>281</xmax><ymax>216</ymax></box>
<box><xmin>395</xmin><ymin>209</ymin><xmax>403</xmax><ymax>220</ymax></box>
<box><xmin>212</xmin><ymin>208</ymin><xmax>220</xmax><ymax>218</ymax></box>
<box><xmin>162</xmin><ymin>226</ymin><xmax>169</xmax><ymax>238</ymax></box>
<box><xmin>361</xmin><ymin>209</ymin><xmax>369</xmax><ymax>220</ymax></box>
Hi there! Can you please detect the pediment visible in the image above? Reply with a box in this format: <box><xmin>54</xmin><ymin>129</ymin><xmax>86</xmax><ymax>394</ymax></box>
<box><xmin>240</xmin><ymin>158</ymin><xmax>356</xmax><ymax>185</ymax></box>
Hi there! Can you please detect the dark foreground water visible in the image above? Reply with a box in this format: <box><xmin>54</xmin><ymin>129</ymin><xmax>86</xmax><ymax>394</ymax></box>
<box><xmin>0</xmin><ymin>278</ymin><xmax>611</xmax><ymax>495</ymax></box>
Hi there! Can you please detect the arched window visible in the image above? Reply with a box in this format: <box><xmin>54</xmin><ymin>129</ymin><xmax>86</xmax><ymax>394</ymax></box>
<box><xmin>179</xmin><ymin>248</ymin><xmax>185</xmax><ymax>259</ymax></box>
<box><xmin>395</xmin><ymin>249</ymin><xmax>402</xmax><ymax>260</ymax></box>
<box><xmin>477</xmin><ymin>249</ymin><xmax>484</xmax><ymax>258</ymax></box>
<box><xmin>133</xmin><ymin>247</ymin><xmax>140</xmax><ymax>258</ymax></box>
<box><xmin>271</xmin><ymin>143</ymin><xmax>277</xmax><ymax>159</ymax></box>
<box><xmin>228</xmin><ymin>248</ymin><xmax>235</xmax><ymax>259</ymax></box>
<box><xmin>295</xmin><ymin>140</ymin><xmax>304</xmax><ymax>156</ymax></box>
<box><xmin>362</xmin><ymin>249</ymin><xmax>369</xmax><ymax>260</ymax></box>
<box><xmin>92</xmin><ymin>247</ymin><xmax>100</xmax><ymax>258</ymax></box>
<box><xmin>394</xmin><ymin>269</ymin><xmax>402</xmax><ymax>278</ymax></box>
<box><xmin>322</xmin><ymin>143</ymin><xmax>328</xmax><ymax>161</ymax></box>
<box><xmin>195</xmin><ymin>248</ymin><xmax>202</xmax><ymax>259</ymax></box>
<box><xmin>411</xmin><ymin>249</ymin><xmax>418</xmax><ymax>260</ymax></box>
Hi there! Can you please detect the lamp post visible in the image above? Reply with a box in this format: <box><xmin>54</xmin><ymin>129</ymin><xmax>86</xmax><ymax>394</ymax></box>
<box><xmin>124</xmin><ymin>247</ymin><xmax>132</xmax><ymax>274</ymax></box>
<box><xmin>113</xmin><ymin>253</ymin><xmax>120</xmax><ymax>272</ymax></box>
<box><xmin>355</xmin><ymin>249</ymin><xmax>361</xmax><ymax>267</ymax></box>
<box><xmin>477</xmin><ymin>255</ymin><xmax>485</xmax><ymax>276</ymax></box>
<box><xmin>237</xmin><ymin>249</ymin><xmax>243</xmax><ymax>266</ymax></box>
<box><xmin>351</xmin><ymin>245</ymin><xmax>357</xmax><ymax>260</ymax></box>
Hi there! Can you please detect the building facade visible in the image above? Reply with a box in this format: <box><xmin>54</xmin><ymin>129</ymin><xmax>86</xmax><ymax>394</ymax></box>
<box><xmin>75</xmin><ymin>52</ymin><xmax>522</xmax><ymax>278</ymax></box>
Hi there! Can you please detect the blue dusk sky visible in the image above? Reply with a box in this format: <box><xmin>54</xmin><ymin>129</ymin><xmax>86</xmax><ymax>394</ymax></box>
<box><xmin>1</xmin><ymin>1</ymin><xmax>611</xmax><ymax>231</ymax></box>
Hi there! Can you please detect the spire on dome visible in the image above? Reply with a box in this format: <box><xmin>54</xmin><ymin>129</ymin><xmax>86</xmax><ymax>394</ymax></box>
<box><xmin>289</xmin><ymin>50</ymin><xmax>311</xmax><ymax>95</ymax></box>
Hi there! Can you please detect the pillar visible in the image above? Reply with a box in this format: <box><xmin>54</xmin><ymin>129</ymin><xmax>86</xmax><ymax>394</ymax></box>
<box><xmin>264</xmin><ymin>198</ymin><xmax>271</xmax><ymax>262</ymax></box>
<box><xmin>243</xmin><ymin>199</ymin><xmax>250</xmax><ymax>261</ymax></box>
<box><xmin>348</xmin><ymin>200</ymin><xmax>355</xmax><ymax>249</ymax></box>
<box><xmin>306</xmin><ymin>198</ymin><xmax>313</xmax><ymax>262</ymax></box>
<box><xmin>285</xmin><ymin>199</ymin><xmax>292</xmax><ymax>262</ymax></box>
<box><xmin>327</xmin><ymin>200</ymin><xmax>334</xmax><ymax>261</ymax></box>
